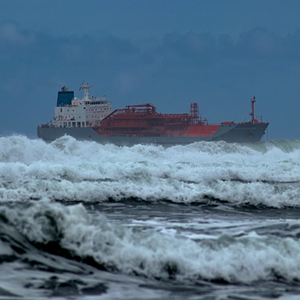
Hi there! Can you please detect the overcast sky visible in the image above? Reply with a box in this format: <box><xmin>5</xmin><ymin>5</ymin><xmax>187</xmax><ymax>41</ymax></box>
<box><xmin>1</xmin><ymin>0</ymin><xmax>300</xmax><ymax>140</ymax></box>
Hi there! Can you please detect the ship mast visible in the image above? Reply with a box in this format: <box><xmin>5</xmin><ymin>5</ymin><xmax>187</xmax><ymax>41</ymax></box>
<box><xmin>79</xmin><ymin>81</ymin><xmax>92</xmax><ymax>101</ymax></box>
<box><xmin>250</xmin><ymin>96</ymin><xmax>256</xmax><ymax>123</ymax></box>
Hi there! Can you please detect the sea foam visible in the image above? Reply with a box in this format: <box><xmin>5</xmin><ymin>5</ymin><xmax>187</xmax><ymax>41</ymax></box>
<box><xmin>1</xmin><ymin>201</ymin><xmax>300</xmax><ymax>284</ymax></box>
<box><xmin>0</xmin><ymin>135</ymin><xmax>300</xmax><ymax>207</ymax></box>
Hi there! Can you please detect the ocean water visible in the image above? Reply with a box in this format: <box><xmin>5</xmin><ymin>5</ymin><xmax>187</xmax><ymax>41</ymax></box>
<box><xmin>1</xmin><ymin>135</ymin><xmax>300</xmax><ymax>299</ymax></box>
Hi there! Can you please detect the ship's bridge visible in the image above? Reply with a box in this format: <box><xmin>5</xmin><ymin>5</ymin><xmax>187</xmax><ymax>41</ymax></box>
<box><xmin>53</xmin><ymin>83</ymin><xmax>113</xmax><ymax>128</ymax></box>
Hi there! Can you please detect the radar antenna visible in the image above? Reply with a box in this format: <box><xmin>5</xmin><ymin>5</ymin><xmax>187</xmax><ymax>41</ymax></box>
<box><xmin>79</xmin><ymin>81</ymin><xmax>92</xmax><ymax>100</ymax></box>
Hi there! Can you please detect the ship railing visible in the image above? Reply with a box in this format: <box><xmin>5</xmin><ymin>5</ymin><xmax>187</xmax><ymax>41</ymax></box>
<box><xmin>159</xmin><ymin>113</ymin><xmax>190</xmax><ymax>117</ymax></box>
<box><xmin>191</xmin><ymin>122</ymin><xmax>221</xmax><ymax>126</ymax></box>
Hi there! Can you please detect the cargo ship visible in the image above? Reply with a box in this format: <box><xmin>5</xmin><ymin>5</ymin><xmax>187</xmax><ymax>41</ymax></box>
<box><xmin>37</xmin><ymin>82</ymin><xmax>269</xmax><ymax>145</ymax></box>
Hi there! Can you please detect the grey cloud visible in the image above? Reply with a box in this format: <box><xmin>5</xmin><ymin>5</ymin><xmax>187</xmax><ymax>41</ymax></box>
<box><xmin>236</xmin><ymin>27</ymin><xmax>281</xmax><ymax>58</ymax></box>
<box><xmin>0</xmin><ymin>21</ymin><xmax>35</xmax><ymax>45</ymax></box>
<box><xmin>162</xmin><ymin>28</ymin><xmax>300</xmax><ymax>61</ymax></box>
<box><xmin>235</xmin><ymin>27</ymin><xmax>300</xmax><ymax>60</ymax></box>
<box><xmin>163</xmin><ymin>31</ymin><xmax>217</xmax><ymax>59</ymax></box>
<box><xmin>3</xmin><ymin>21</ymin><xmax>300</xmax><ymax>69</ymax></box>
<box><xmin>0</xmin><ymin>22</ymin><xmax>139</xmax><ymax>66</ymax></box>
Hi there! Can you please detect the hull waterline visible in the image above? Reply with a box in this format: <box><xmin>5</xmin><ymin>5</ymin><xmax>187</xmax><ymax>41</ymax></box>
<box><xmin>37</xmin><ymin>122</ymin><xmax>268</xmax><ymax>146</ymax></box>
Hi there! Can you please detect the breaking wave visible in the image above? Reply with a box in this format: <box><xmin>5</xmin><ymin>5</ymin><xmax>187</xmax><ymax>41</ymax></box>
<box><xmin>1</xmin><ymin>135</ymin><xmax>300</xmax><ymax>207</ymax></box>
<box><xmin>1</xmin><ymin>201</ymin><xmax>300</xmax><ymax>284</ymax></box>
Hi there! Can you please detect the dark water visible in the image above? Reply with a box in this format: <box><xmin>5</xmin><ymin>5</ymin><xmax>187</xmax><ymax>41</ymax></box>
<box><xmin>1</xmin><ymin>135</ymin><xmax>300</xmax><ymax>299</ymax></box>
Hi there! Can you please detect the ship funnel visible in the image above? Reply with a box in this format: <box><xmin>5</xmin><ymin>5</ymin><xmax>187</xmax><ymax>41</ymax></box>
<box><xmin>57</xmin><ymin>86</ymin><xmax>74</xmax><ymax>106</ymax></box>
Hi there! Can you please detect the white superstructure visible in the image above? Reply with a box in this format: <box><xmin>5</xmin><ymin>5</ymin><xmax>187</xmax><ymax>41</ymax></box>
<box><xmin>53</xmin><ymin>82</ymin><xmax>112</xmax><ymax>128</ymax></box>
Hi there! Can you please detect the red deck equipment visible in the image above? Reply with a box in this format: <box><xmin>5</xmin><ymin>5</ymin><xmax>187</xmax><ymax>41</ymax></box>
<box><xmin>94</xmin><ymin>103</ymin><xmax>220</xmax><ymax>138</ymax></box>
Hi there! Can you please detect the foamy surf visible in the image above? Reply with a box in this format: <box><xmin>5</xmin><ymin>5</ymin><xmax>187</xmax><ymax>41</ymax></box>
<box><xmin>1</xmin><ymin>201</ymin><xmax>300</xmax><ymax>284</ymax></box>
<box><xmin>0</xmin><ymin>135</ymin><xmax>300</xmax><ymax>207</ymax></box>
<box><xmin>1</xmin><ymin>135</ymin><xmax>300</xmax><ymax>299</ymax></box>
